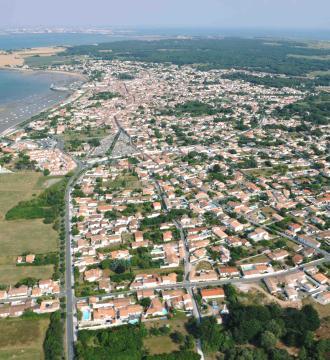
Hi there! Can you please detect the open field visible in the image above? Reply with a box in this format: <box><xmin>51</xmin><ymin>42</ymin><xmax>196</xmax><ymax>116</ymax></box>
<box><xmin>0</xmin><ymin>219</ymin><xmax>57</xmax><ymax>256</ymax></box>
<box><xmin>0</xmin><ymin>171</ymin><xmax>44</xmax><ymax>218</ymax></box>
<box><xmin>144</xmin><ymin>317</ymin><xmax>189</xmax><ymax>355</ymax></box>
<box><xmin>0</xmin><ymin>171</ymin><xmax>58</xmax><ymax>284</ymax></box>
<box><xmin>107</xmin><ymin>174</ymin><xmax>142</xmax><ymax>190</ymax></box>
<box><xmin>144</xmin><ymin>335</ymin><xmax>179</xmax><ymax>355</ymax></box>
<box><xmin>0</xmin><ymin>317</ymin><xmax>49</xmax><ymax>360</ymax></box>
<box><xmin>0</xmin><ymin>264</ymin><xmax>54</xmax><ymax>285</ymax></box>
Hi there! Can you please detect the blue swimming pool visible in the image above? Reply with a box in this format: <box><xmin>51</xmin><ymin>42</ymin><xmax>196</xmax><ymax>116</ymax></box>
<box><xmin>82</xmin><ymin>309</ymin><xmax>90</xmax><ymax>321</ymax></box>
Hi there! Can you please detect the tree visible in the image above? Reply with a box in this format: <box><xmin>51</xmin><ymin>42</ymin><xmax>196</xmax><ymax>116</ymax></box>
<box><xmin>265</xmin><ymin>319</ymin><xmax>285</xmax><ymax>338</ymax></box>
<box><xmin>260</xmin><ymin>331</ymin><xmax>277</xmax><ymax>350</ymax></box>
<box><xmin>301</xmin><ymin>305</ymin><xmax>320</xmax><ymax>331</ymax></box>
<box><xmin>139</xmin><ymin>297</ymin><xmax>151</xmax><ymax>309</ymax></box>
<box><xmin>171</xmin><ymin>331</ymin><xmax>185</xmax><ymax>344</ymax></box>
<box><xmin>43</xmin><ymin>168</ymin><xmax>50</xmax><ymax>176</ymax></box>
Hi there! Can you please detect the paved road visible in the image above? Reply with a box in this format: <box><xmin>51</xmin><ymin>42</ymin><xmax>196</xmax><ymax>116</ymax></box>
<box><xmin>65</xmin><ymin>165</ymin><xmax>83</xmax><ymax>360</ymax></box>
<box><xmin>63</xmin><ymin>124</ymin><xmax>124</xmax><ymax>359</ymax></box>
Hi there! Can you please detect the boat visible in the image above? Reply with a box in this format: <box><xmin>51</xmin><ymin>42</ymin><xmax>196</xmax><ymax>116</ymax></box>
<box><xmin>50</xmin><ymin>83</ymin><xmax>69</xmax><ymax>92</ymax></box>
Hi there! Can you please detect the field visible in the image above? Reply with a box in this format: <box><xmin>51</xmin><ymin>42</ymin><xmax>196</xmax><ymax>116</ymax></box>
<box><xmin>0</xmin><ymin>317</ymin><xmax>49</xmax><ymax>360</ymax></box>
<box><xmin>0</xmin><ymin>264</ymin><xmax>53</xmax><ymax>285</ymax></box>
<box><xmin>0</xmin><ymin>219</ymin><xmax>57</xmax><ymax>256</ymax></box>
<box><xmin>107</xmin><ymin>174</ymin><xmax>142</xmax><ymax>191</ymax></box>
<box><xmin>144</xmin><ymin>317</ymin><xmax>190</xmax><ymax>355</ymax></box>
<box><xmin>0</xmin><ymin>171</ymin><xmax>58</xmax><ymax>285</ymax></box>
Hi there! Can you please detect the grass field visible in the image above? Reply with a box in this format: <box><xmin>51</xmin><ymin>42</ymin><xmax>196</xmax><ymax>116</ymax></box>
<box><xmin>0</xmin><ymin>219</ymin><xmax>57</xmax><ymax>256</ymax></box>
<box><xmin>0</xmin><ymin>264</ymin><xmax>54</xmax><ymax>285</ymax></box>
<box><xmin>0</xmin><ymin>172</ymin><xmax>43</xmax><ymax>218</ymax></box>
<box><xmin>144</xmin><ymin>317</ymin><xmax>189</xmax><ymax>355</ymax></box>
<box><xmin>0</xmin><ymin>171</ymin><xmax>59</xmax><ymax>285</ymax></box>
<box><xmin>0</xmin><ymin>317</ymin><xmax>49</xmax><ymax>360</ymax></box>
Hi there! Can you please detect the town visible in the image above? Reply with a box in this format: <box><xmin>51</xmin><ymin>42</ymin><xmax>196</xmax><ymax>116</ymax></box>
<box><xmin>0</xmin><ymin>54</ymin><xmax>329</xmax><ymax>359</ymax></box>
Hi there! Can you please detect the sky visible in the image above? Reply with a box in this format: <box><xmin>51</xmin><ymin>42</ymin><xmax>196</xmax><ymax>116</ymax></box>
<box><xmin>1</xmin><ymin>0</ymin><xmax>329</xmax><ymax>30</ymax></box>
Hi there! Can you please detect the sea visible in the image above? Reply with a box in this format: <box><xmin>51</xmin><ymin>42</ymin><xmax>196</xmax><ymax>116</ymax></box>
<box><xmin>0</xmin><ymin>69</ymin><xmax>82</xmax><ymax>133</ymax></box>
<box><xmin>0</xmin><ymin>33</ymin><xmax>118</xmax><ymax>134</ymax></box>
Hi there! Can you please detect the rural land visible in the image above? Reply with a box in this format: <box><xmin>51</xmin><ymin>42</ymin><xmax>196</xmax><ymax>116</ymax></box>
<box><xmin>0</xmin><ymin>35</ymin><xmax>329</xmax><ymax>360</ymax></box>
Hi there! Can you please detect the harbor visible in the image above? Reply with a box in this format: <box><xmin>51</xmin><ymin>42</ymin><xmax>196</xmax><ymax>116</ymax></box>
<box><xmin>0</xmin><ymin>69</ymin><xmax>83</xmax><ymax>134</ymax></box>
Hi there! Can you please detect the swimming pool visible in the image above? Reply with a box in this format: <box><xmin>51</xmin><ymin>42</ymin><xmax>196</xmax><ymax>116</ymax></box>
<box><xmin>82</xmin><ymin>309</ymin><xmax>91</xmax><ymax>321</ymax></box>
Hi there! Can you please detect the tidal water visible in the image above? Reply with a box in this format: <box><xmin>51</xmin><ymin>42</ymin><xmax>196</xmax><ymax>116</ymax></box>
<box><xmin>0</xmin><ymin>69</ymin><xmax>80</xmax><ymax>133</ymax></box>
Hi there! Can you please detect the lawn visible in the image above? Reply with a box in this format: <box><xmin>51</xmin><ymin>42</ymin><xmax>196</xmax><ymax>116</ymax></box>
<box><xmin>0</xmin><ymin>264</ymin><xmax>54</xmax><ymax>285</ymax></box>
<box><xmin>0</xmin><ymin>317</ymin><xmax>49</xmax><ymax>360</ymax></box>
<box><xmin>144</xmin><ymin>318</ymin><xmax>190</xmax><ymax>355</ymax></box>
<box><xmin>144</xmin><ymin>335</ymin><xmax>179</xmax><ymax>355</ymax></box>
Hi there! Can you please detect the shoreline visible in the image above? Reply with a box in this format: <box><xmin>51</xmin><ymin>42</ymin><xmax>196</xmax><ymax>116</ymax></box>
<box><xmin>0</xmin><ymin>65</ymin><xmax>87</xmax><ymax>81</ymax></box>
<box><xmin>0</xmin><ymin>67</ymin><xmax>87</xmax><ymax>137</ymax></box>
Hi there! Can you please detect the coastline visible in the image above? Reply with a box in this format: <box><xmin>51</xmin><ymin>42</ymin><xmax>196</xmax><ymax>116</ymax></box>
<box><xmin>0</xmin><ymin>67</ymin><xmax>86</xmax><ymax>137</ymax></box>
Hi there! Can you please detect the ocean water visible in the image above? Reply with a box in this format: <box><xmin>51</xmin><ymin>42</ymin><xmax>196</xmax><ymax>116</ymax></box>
<box><xmin>0</xmin><ymin>69</ymin><xmax>81</xmax><ymax>133</ymax></box>
<box><xmin>0</xmin><ymin>32</ymin><xmax>116</xmax><ymax>50</ymax></box>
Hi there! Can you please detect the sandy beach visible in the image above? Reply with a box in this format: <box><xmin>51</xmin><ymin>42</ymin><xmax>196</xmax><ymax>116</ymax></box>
<box><xmin>0</xmin><ymin>46</ymin><xmax>65</xmax><ymax>68</ymax></box>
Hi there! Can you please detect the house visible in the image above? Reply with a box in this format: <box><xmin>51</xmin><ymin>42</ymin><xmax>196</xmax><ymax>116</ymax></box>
<box><xmin>153</xmin><ymin>202</ymin><xmax>161</xmax><ymax>211</ymax></box>
<box><xmin>288</xmin><ymin>223</ymin><xmax>302</xmax><ymax>234</ymax></box>
<box><xmin>119</xmin><ymin>304</ymin><xmax>144</xmax><ymax>320</ymax></box>
<box><xmin>225</xmin><ymin>219</ymin><xmax>244</xmax><ymax>232</ymax></box>
<box><xmin>137</xmin><ymin>289</ymin><xmax>155</xmax><ymax>300</ymax></box>
<box><xmin>110</xmin><ymin>249</ymin><xmax>131</xmax><ymax>260</ymax></box>
<box><xmin>248</xmin><ymin>228</ymin><xmax>269</xmax><ymax>242</ymax></box>
<box><xmin>268</xmin><ymin>249</ymin><xmax>289</xmax><ymax>261</ymax></box>
<box><xmin>292</xmin><ymin>254</ymin><xmax>304</xmax><ymax>265</ymax></box>
<box><xmin>312</xmin><ymin>272</ymin><xmax>328</xmax><ymax>285</ymax></box>
<box><xmin>93</xmin><ymin>307</ymin><xmax>116</xmax><ymax>322</ymax></box>
<box><xmin>264</xmin><ymin>277</ymin><xmax>279</xmax><ymax>294</ymax></box>
<box><xmin>0</xmin><ymin>290</ymin><xmax>7</xmax><ymax>300</ymax></box>
<box><xmin>212</xmin><ymin>227</ymin><xmax>228</xmax><ymax>240</ymax></box>
<box><xmin>26</xmin><ymin>254</ymin><xmax>35</xmax><ymax>263</ymax></box>
<box><xmin>37</xmin><ymin>299</ymin><xmax>60</xmax><ymax>314</ymax></box>
<box><xmin>144</xmin><ymin>298</ymin><xmax>167</xmax><ymax>318</ymax></box>
<box><xmin>219</xmin><ymin>266</ymin><xmax>240</xmax><ymax>278</ymax></box>
<box><xmin>201</xmin><ymin>288</ymin><xmax>225</xmax><ymax>302</ymax></box>
<box><xmin>163</xmin><ymin>231</ymin><xmax>173</xmax><ymax>242</ymax></box>
<box><xmin>8</xmin><ymin>285</ymin><xmax>28</xmax><ymax>298</ymax></box>
<box><xmin>135</xmin><ymin>231</ymin><xmax>144</xmax><ymax>242</ymax></box>
<box><xmin>296</xmin><ymin>235</ymin><xmax>320</xmax><ymax>248</ymax></box>
<box><xmin>284</xmin><ymin>286</ymin><xmax>298</xmax><ymax>301</ymax></box>
<box><xmin>84</xmin><ymin>268</ymin><xmax>103</xmax><ymax>282</ymax></box>
<box><xmin>316</xmin><ymin>291</ymin><xmax>330</xmax><ymax>305</ymax></box>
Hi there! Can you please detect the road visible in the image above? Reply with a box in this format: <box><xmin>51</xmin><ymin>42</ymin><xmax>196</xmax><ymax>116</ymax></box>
<box><xmin>63</xmin><ymin>114</ymin><xmax>126</xmax><ymax>359</ymax></box>
<box><xmin>64</xmin><ymin>162</ymin><xmax>85</xmax><ymax>360</ymax></box>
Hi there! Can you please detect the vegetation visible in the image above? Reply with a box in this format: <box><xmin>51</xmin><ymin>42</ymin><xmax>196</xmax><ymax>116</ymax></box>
<box><xmin>89</xmin><ymin>91</ymin><xmax>120</xmax><ymax>101</ymax></box>
<box><xmin>43</xmin><ymin>311</ymin><xmax>63</xmax><ymax>360</ymax></box>
<box><xmin>65</xmin><ymin>38</ymin><xmax>330</xmax><ymax>76</ymax></box>
<box><xmin>76</xmin><ymin>324</ymin><xmax>199</xmax><ymax>360</ymax></box>
<box><xmin>6</xmin><ymin>177</ymin><xmax>67</xmax><ymax>223</ymax></box>
<box><xmin>0</xmin><ymin>316</ymin><xmax>50</xmax><ymax>360</ymax></box>
<box><xmin>186</xmin><ymin>285</ymin><xmax>329</xmax><ymax>359</ymax></box>
<box><xmin>274</xmin><ymin>92</ymin><xmax>330</xmax><ymax>125</ymax></box>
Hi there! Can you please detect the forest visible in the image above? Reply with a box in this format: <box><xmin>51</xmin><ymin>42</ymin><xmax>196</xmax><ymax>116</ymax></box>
<box><xmin>65</xmin><ymin>38</ymin><xmax>330</xmax><ymax>76</ymax></box>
